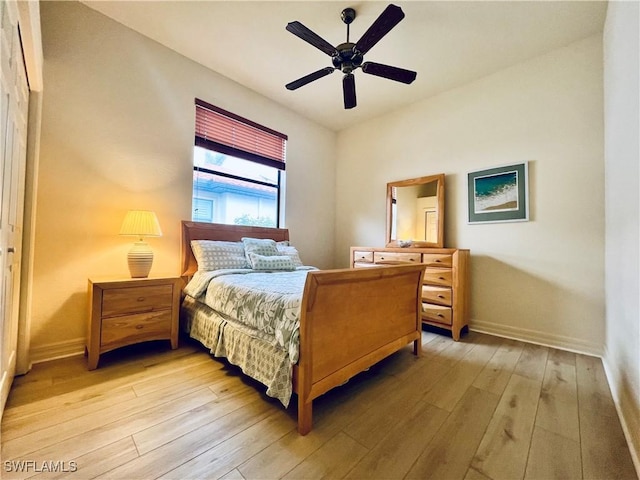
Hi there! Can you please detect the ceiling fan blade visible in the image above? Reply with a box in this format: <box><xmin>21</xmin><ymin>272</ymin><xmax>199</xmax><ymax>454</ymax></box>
<box><xmin>362</xmin><ymin>62</ymin><xmax>417</xmax><ymax>84</ymax></box>
<box><xmin>354</xmin><ymin>4</ymin><xmax>405</xmax><ymax>55</ymax></box>
<box><xmin>286</xmin><ymin>67</ymin><xmax>336</xmax><ymax>91</ymax></box>
<box><xmin>343</xmin><ymin>73</ymin><xmax>356</xmax><ymax>109</ymax></box>
<box><xmin>286</xmin><ymin>21</ymin><xmax>339</xmax><ymax>57</ymax></box>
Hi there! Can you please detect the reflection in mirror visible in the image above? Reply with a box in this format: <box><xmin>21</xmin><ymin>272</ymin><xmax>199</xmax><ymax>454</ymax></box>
<box><xmin>386</xmin><ymin>174</ymin><xmax>445</xmax><ymax>248</ymax></box>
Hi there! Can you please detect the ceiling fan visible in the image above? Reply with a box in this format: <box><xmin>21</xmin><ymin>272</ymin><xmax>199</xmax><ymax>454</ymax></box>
<box><xmin>285</xmin><ymin>4</ymin><xmax>417</xmax><ymax>110</ymax></box>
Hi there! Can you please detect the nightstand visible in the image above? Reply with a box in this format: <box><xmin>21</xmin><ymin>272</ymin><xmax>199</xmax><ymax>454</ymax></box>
<box><xmin>86</xmin><ymin>276</ymin><xmax>182</xmax><ymax>370</ymax></box>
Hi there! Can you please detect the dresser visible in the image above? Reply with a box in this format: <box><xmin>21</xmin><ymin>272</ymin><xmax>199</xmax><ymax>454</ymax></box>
<box><xmin>350</xmin><ymin>247</ymin><xmax>470</xmax><ymax>340</ymax></box>
<box><xmin>86</xmin><ymin>276</ymin><xmax>182</xmax><ymax>370</ymax></box>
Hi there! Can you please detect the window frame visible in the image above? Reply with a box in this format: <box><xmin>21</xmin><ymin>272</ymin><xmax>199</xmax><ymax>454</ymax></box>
<box><xmin>193</xmin><ymin>99</ymin><xmax>287</xmax><ymax>227</ymax></box>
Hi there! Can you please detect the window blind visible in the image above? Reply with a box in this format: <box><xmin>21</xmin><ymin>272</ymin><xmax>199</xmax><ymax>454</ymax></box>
<box><xmin>195</xmin><ymin>99</ymin><xmax>287</xmax><ymax>170</ymax></box>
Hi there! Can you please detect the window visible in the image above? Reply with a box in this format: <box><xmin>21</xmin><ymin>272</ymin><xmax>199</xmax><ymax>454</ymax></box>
<box><xmin>193</xmin><ymin>99</ymin><xmax>287</xmax><ymax>227</ymax></box>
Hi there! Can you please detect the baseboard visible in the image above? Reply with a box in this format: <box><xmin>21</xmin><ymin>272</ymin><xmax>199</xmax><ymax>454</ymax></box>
<box><xmin>602</xmin><ymin>350</ymin><xmax>640</xmax><ymax>477</ymax></box>
<box><xmin>29</xmin><ymin>337</ymin><xmax>85</xmax><ymax>365</ymax></box>
<box><xmin>469</xmin><ymin>319</ymin><xmax>603</xmax><ymax>357</ymax></box>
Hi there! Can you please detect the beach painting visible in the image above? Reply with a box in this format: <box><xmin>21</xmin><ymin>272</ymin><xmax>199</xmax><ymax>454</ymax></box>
<box><xmin>474</xmin><ymin>171</ymin><xmax>519</xmax><ymax>213</ymax></box>
<box><xmin>468</xmin><ymin>162</ymin><xmax>529</xmax><ymax>223</ymax></box>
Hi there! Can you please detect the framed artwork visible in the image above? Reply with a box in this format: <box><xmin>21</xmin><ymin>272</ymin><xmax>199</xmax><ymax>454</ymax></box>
<box><xmin>468</xmin><ymin>162</ymin><xmax>529</xmax><ymax>224</ymax></box>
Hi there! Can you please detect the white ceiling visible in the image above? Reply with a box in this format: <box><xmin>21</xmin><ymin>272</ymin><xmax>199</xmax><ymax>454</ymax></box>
<box><xmin>81</xmin><ymin>1</ymin><xmax>607</xmax><ymax>132</ymax></box>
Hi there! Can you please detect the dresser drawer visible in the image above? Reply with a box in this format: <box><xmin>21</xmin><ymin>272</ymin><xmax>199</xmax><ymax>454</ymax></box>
<box><xmin>101</xmin><ymin>310</ymin><xmax>172</xmax><ymax>348</ymax></box>
<box><xmin>374</xmin><ymin>252</ymin><xmax>422</xmax><ymax>264</ymax></box>
<box><xmin>422</xmin><ymin>285</ymin><xmax>452</xmax><ymax>306</ymax></box>
<box><xmin>422</xmin><ymin>253</ymin><xmax>453</xmax><ymax>268</ymax></box>
<box><xmin>353</xmin><ymin>251</ymin><xmax>374</xmax><ymax>263</ymax></box>
<box><xmin>102</xmin><ymin>285</ymin><xmax>173</xmax><ymax>317</ymax></box>
<box><xmin>423</xmin><ymin>268</ymin><xmax>452</xmax><ymax>287</ymax></box>
<box><xmin>353</xmin><ymin>262</ymin><xmax>381</xmax><ymax>268</ymax></box>
<box><xmin>422</xmin><ymin>304</ymin><xmax>452</xmax><ymax>326</ymax></box>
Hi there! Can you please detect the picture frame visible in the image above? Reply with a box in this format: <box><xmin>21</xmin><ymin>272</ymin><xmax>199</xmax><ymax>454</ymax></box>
<box><xmin>467</xmin><ymin>162</ymin><xmax>529</xmax><ymax>224</ymax></box>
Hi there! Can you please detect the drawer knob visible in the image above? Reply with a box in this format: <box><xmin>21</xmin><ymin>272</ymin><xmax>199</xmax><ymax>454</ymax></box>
<box><xmin>438</xmin><ymin>295</ymin><xmax>445</xmax><ymax>299</ymax></box>
<box><xmin>439</xmin><ymin>277</ymin><xmax>445</xmax><ymax>280</ymax></box>
<box><xmin>437</xmin><ymin>313</ymin><xmax>445</xmax><ymax>318</ymax></box>
<box><xmin>135</xmin><ymin>324</ymin><xmax>144</xmax><ymax>329</ymax></box>
<box><xmin>137</xmin><ymin>297</ymin><xmax>146</xmax><ymax>302</ymax></box>
<box><xmin>435</xmin><ymin>259</ymin><xmax>441</xmax><ymax>263</ymax></box>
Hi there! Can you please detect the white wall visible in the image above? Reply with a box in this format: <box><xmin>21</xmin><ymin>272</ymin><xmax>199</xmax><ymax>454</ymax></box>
<box><xmin>336</xmin><ymin>35</ymin><xmax>604</xmax><ymax>355</ymax></box>
<box><xmin>30</xmin><ymin>1</ymin><xmax>336</xmax><ymax>359</ymax></box>
<box><xmin>603</xmin><ymin>0</ymin><xmax>640</xmax><ymax>468</ymax></box>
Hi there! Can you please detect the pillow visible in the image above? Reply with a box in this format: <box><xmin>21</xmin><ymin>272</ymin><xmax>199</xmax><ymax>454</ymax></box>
<box><xmin>241</xmin><ymin>237</ymin><xmax>279</xmax><ymax>267</ymax></box>
<box><xmin>191</xmin><ymin>240</ymin><xmax>249</xmax><ymax>271</ymax></box>
<box><xmin>276</xmin><ymin>244</ymin><xmax>303</xmax><ymax>267</ymax></box>
<box><xmin>247</xmin><ymin>253</ymin><xmax>296</xmax><ymax>271</ymax></box>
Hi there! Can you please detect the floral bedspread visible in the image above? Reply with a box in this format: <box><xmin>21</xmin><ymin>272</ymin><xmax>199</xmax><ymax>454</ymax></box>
<box><xmin>183</xmin><ymin>268</ymin><xmax>314</xmax><ymax>363</ymax></box>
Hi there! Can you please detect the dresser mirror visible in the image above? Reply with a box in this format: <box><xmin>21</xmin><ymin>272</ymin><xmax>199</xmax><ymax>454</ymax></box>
<box><xmin>386</xmin><ymin>173</ymin><xmax>445</xmax><ymax>248</ymax></box>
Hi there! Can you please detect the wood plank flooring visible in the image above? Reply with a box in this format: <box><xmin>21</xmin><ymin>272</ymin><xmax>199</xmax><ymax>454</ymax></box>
<box><xmin>1</xmin><ymin>331</ymin><xmax>637</xmax><ymax>479</ymax></box>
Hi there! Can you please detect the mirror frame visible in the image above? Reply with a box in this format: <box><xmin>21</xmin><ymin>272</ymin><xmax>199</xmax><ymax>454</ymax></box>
<box><xmin>386</xmin><ymin>173</ymin><xmax>445</xmax><ymax>248</ymax></box>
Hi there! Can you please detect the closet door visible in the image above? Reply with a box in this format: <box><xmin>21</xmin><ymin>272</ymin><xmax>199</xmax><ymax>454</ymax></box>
<box><xmin>0</xmin><ymin>0</ymin><xmax>28</xmax><ymax>416</ymax></box>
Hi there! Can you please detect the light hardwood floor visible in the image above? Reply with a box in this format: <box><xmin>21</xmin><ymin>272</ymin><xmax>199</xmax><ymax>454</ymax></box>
<box><xmin>1</xmin><ymin>330</ymin><xmax>637</xmax><ymax>480</ymax></box>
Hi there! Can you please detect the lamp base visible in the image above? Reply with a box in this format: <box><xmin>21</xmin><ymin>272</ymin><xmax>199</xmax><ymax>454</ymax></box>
<box><xmin>128</xmin><ymin>241</ymin><xmax>154</xmax><ymax>278</ymax></box>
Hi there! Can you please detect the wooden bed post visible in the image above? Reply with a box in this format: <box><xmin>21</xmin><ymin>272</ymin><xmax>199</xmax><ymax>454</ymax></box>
<box><xmin>297</xmin><ymin>274</ymin><xmax>314</xmax><ymax>435</ymax></box>
<box><xmin>298</xmin><ymin>397</ymin><xmax>313</xmax><ymax>435</ymax></box>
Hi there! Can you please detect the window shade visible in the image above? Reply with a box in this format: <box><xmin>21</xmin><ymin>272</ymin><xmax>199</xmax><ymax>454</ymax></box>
<box><xmin>195</xmin><ymin>99</ymin><xmax>287</xmax><ymax>170</ymax></box>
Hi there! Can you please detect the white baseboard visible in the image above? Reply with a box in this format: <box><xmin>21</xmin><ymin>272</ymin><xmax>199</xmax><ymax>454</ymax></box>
<box><xmin>469</xmin><ymin>319</ymin><xmax>603</xmax><ymax>357</ymax></box>
<box><xmin>602</xmin><ymin>350</ymin><xmax>640</xmax><ymax>477</ymax></box>
<box><xmin>29</xmin><ymin>337</ymin><xmax>85</xmax><ymax>365</ymax></box>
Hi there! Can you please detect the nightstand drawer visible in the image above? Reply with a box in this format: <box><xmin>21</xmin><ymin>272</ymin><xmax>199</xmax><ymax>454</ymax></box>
<box><xmin>422</xmin><ymin>285</ymin><xmax>452</xmax><ymax>306</ymax></box>
<box><xmin>422</xmin><ymin>304</ymin><xmax>452</xmax><ymax>326</ymax></box>
<box><xmin>423</xmin><ymin>268</ymin><xmax>452</xmax><ymax>287</ymax></box>
<box><xmin>102</xmin><ymin>285</ymin><xmax>173</xmax><ymax>317</ymax></box>
<box><xmin>101</xmin><ymin>310</ymin><xmax>172</xmax><ymax>349</ymax></box>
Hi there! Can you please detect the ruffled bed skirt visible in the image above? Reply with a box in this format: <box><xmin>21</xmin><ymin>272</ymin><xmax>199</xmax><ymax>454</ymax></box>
<box><xmin>181</xmin><ymin>295</ymin><xmax>294</xmax><ymax>406</ymax></box>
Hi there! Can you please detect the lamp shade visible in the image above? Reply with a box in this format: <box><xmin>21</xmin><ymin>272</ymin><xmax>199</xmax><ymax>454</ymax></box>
<box><xmin>119</xmin><ymin>210</ymin><xmax>162</xmax><ymax>238</ymax></box>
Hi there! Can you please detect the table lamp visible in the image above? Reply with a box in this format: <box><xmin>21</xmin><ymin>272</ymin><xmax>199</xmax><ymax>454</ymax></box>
<box><xmin>119</xmin><ymin>210</ymin><xmax>162</xmax><ymax>278</ymax></box>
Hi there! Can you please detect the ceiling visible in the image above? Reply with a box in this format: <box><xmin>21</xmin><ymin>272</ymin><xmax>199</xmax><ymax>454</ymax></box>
<box><xmin>81</xmin><ymin>1</ymin><xmax>607</xmax><ymax>132</ymax></box>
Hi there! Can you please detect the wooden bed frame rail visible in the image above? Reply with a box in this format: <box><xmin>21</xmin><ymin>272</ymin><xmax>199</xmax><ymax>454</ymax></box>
<box><xmin>180</xmin><ymin>221</ymin><xmax>425</xmax><ymax>435</ymax></box>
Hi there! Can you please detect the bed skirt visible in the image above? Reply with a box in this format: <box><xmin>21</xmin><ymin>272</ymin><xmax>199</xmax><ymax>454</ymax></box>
<box><xmin>181</xmin><ymin>295</ymin><xmax>294</xmax><ymax>406</ymax></box>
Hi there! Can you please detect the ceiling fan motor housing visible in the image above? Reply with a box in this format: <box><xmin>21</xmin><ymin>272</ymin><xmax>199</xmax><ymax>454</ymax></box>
<box><xmin>332</xmin><ymin>42</ymin><xmax>364</xmax><ymax>74</ymax></box>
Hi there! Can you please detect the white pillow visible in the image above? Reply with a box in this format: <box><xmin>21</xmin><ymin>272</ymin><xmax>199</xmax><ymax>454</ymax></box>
<box><xmin>242</xmin><ymin>237</ymin><xmax>279</xmax><ymax>267</ymax></box>
<box><xmin>247</xmin><ymin>253</ymin><xmax>296</xmax><ymax>271</ymax></box>
<box><xmin>276</xmin><ymin>244</ymin><xmax>303</xmax><ymax>267</ymax></box>
<box><xmin>190</xmin><ymin>240</ymin><xmax>249</xmax><ymax>271</ymax></box>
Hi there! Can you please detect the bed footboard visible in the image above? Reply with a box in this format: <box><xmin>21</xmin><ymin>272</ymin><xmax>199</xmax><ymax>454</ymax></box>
<box><xmin>294</xmin><ymin>263</ymin><xmax>426</xmax><ymax>435</ymax></box>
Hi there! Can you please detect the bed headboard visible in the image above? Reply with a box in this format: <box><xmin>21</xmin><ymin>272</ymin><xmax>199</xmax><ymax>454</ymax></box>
<box><xmin>180</xmin><ymin>221</ymin><xmax>290</xmax><ymax>277</ymax></box>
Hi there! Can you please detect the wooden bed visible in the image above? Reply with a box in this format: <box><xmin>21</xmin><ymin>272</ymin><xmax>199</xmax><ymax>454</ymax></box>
<box><xmin>180</xmin><ymin>221</ymin><xmax>426</xmax><ymax>435</ymax></box>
